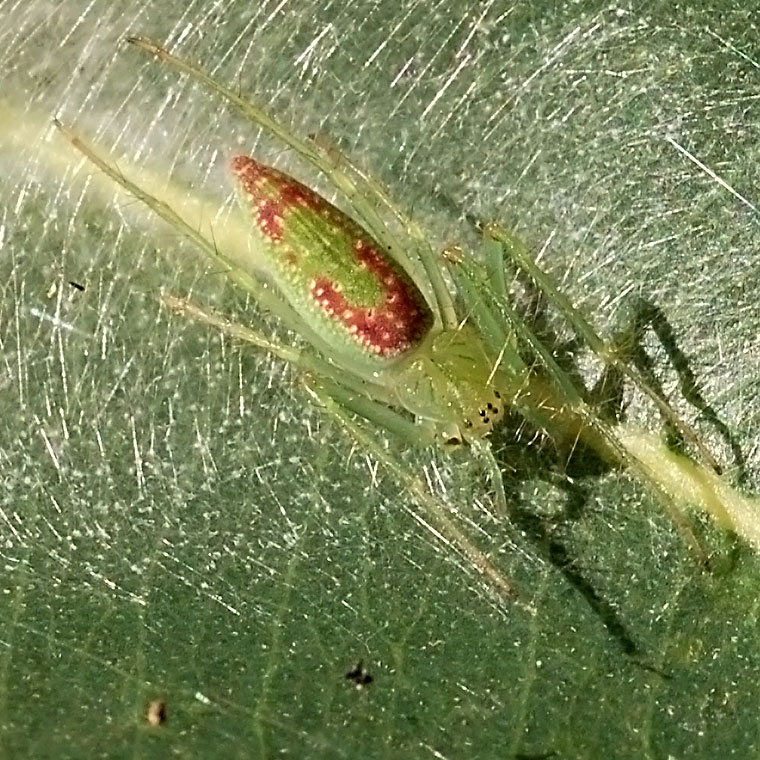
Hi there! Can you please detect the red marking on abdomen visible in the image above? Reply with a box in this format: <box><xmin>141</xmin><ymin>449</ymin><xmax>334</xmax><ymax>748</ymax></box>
<box><xmin>232</xmin><ymin>155</ymin><xmax>326</xmax><ymax>216</ymax></box>
<box><xmin>232</xmin><ymin>155</ymin><xmax>433</xmax><ymax>354</ymax></box>
<box><xmin>256</xmin><ymin>198</ymin><xmax>284</xmax><ymax>241</ymax></box>
<box><xmin>311</xmin><ymin>242</ymin><xmax>432</xmax><ymax>355</ymax></box>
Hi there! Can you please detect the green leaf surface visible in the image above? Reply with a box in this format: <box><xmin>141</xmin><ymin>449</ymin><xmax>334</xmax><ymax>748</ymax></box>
<box><xmin>2</xmin><ymin>1</ymin><xmax>760</xmax><ymax>757</ymax></box>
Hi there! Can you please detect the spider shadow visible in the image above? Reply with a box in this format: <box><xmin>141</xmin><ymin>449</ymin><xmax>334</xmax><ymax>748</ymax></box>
<box><xmin>487</xmin><ymin>279</ymin><xmax>748</xmax><ymax>663</ymax></box>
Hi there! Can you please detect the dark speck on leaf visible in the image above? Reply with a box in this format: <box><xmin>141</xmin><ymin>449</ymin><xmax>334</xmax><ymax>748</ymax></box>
<box><xmin>345</xmin><ymin>661</ymin><xmax>373</xmax><ymax>688</ymax></box>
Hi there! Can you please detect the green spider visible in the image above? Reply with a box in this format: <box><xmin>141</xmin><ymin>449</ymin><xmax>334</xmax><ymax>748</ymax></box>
<box><xmin>56</xmin><ymin>37</ymin><xmax>760</xmax><ymax>595</ymax></box>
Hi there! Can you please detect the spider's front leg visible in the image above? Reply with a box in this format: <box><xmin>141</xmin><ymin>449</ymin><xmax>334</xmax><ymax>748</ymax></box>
<box><xmin>479</xmin><ymin>222</ymin><xmax>760</xmax><ymax>554</ymax></box>
<box><xmin>161</xmin><ymin>293</ymin><xmax>429</xmax><ymax>444</ymax></box>
<box><xmin>305</xmin><ymin>376</ymin><xmax>536</xmax><ymax>604</ymax></box>
<box><xmin>302</xmin><ymin>375</ymin><xmax>437</xmax><ymax>447</ymax></box>
<box><xmin>303</xmin><ymin>373</ymin><xmax>511</xmax><ymax>519</ymax></box>
<box><xmin>483</xmin><ymin>222</ymin><xmax>723</xmax><ymax>473</ymax></box>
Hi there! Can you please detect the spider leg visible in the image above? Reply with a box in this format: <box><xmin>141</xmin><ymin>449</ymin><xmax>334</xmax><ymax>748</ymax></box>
<box><xmin>600</xmin><ymin>297</ymin><xmax>747</xmax><ymax>482</ymax></box>
<box><xmin>303</xmin><ymin>370</ymin><xmax>511</xmax><ymax>518</ymax></box>
<box><xmin>470</xmin><ymin>438</ymin><xmax>510</xmax><ymax>518</ymax></box>
<box><xmin>163</xmin><ymin>294</ymin><xmax>527</xmax><ymax>606</ymax></box>
<box><xmin>484</xmin><ymin>222</ymin><xmax>722</xmax><ymax>474</ymax></box>
<box><xmin>303</xmin><ymin>376</ymin><xmax>532</xmax><ymax>610</ymax></box>
<box><xmin>472</xmin><ymin>224</ymin><xmax>718</xmax><ymax>560</ymax></box>
<box><xmin>302</xmin><ymin>375</ymin><xmax>435</xmax><ymax>446</ymax></box>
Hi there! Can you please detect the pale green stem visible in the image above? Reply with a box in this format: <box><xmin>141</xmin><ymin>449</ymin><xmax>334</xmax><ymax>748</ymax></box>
<box><xmin>619</xmin><ymin>427</ymin><xmax>760</xmax><ymax>549</ymax></box>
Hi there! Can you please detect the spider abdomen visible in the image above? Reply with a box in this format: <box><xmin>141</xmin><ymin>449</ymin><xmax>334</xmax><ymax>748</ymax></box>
<box><xmin>232</xmin><ymin>156</ymin><xmax>433</xmax><ymax>371</ymax></box>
